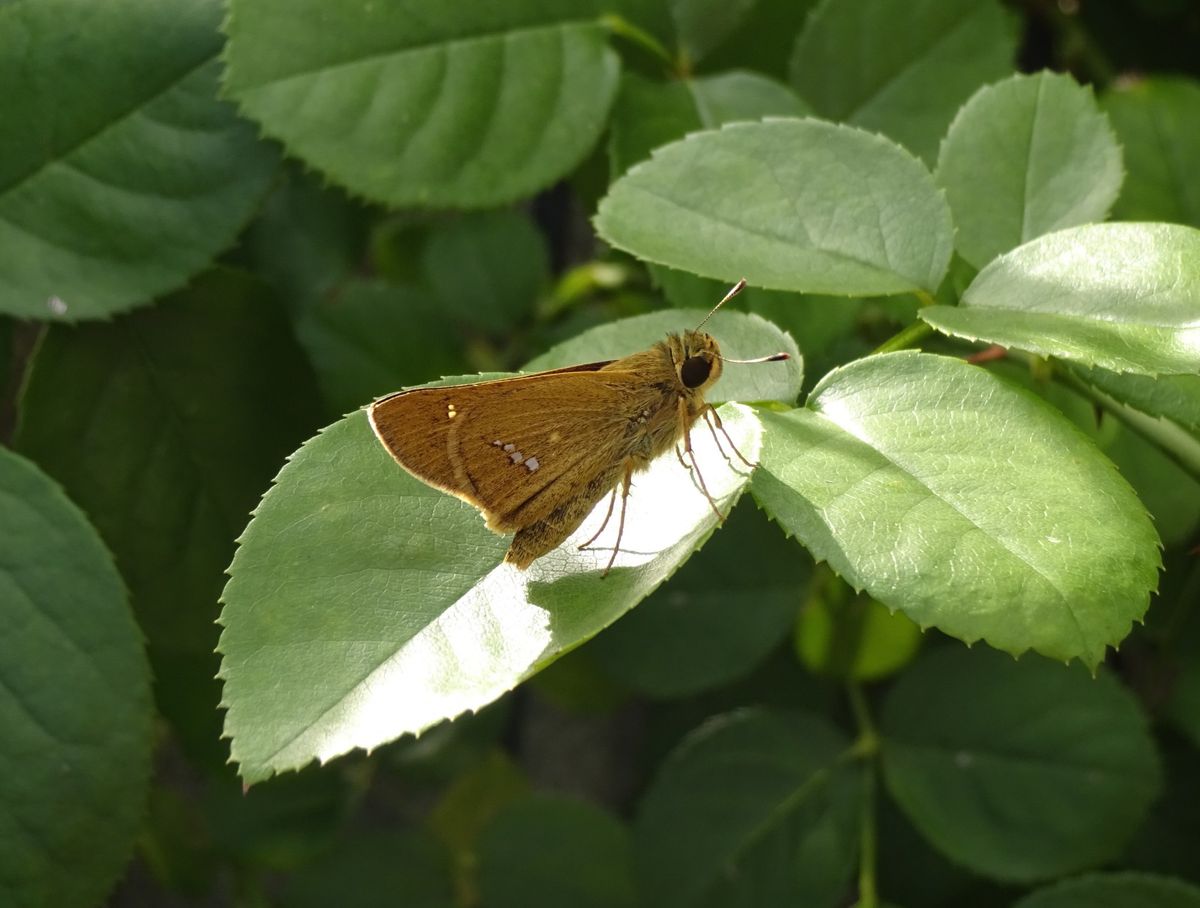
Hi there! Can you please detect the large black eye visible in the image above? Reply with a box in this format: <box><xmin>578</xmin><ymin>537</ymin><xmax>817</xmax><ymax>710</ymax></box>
<box><xmin>680</xmin><ymin>355</ymin><xmax>712</xmax><ymax>389</ymax></box>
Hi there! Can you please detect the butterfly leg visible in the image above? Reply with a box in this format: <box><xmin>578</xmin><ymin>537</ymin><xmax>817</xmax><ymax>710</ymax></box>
<box><xmin>602</xmin><ymin>460</ymin><xmax>635</xmax><ymax>577</ymax></box>
<box><xmin>578</xmin><ymin>483</ymin><xmax>618</xmax><ymax>551</ymax></box>
<box><xmin>681</xmin><ymin>399</ymin><xmax>725</xmax><ymax>523</ymax></box>
<box><xmin>703</xmin><ymin>404</ymin><xmax>755</xmax><ymax>469</ymax></box>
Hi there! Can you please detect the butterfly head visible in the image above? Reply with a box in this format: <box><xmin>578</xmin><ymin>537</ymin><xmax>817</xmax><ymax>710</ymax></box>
<box><xmin>674</xmin><ymin>330</ymin><xmax>723</xmax><ymax>393</ymax></box>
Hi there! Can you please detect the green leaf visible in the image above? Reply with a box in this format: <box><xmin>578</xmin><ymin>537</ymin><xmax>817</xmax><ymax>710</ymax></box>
<box><xmin>790</xmin><ymin>0</ymin><xmax>1017</xmax><ymax>164</ymax></box>
<box><xmin>1075</xmin><ymin>368</ymin><xmax>1200</xmax><ymax>433</ymax></box>
<box><xmin>794</xmin><ymin>571</ymin><xmax>923</xmax><ymax>681</ymax></box>
<box><xmin>282</xmin><ymin>831</ymin><xmax>455</xmax><ymax>908</ymax></box>
<box><xmin>223</xmin><ymin>0</ymin><xmax>619</xmax><ymax>208</ymax></box>
<box><xmin>1163</xmin><ymin>604</ymin><xmax>1200</xmax><ymax>752</ymax></box>
<box><xmin>752</xmin><ymin>351</ymin><xmax>1159</xmax><ymax>668</ymax></box>
<box><xmin>635</xmin><ymin>708</ymin><xmax>861</xmax><ymax>908</ymax></box>
<box><xmin>1099</xmin><ymin>419</ymin><xmax>1200</xmax><ymax>546</ymax></box>
<box><xmin>609</xmin><ymin>70</ymin><xmax>809</xmax><ymax>175</ymax></box>
<box><xmin>0</xmin><ymin>0</ymin><xmax>277</xmax><ymax>321</ymax></box>
<box><xmin>14</xmin><ymin>270</ymin><xmax>322</xmax><ymax>766</ymax></box>
<box><xmin>936</xmin><ymin>71</ymin><xmax>1123</xmax><ymax>269</ymax></box>
<box><xmin>245</xmin><ymin>164</ymin><xmax>371</xmax><ymax>318</ymax></box>
<box><xmin>1103</xmin><ymin>77</ymin><xmax>1200</xmax><ymax>228</ymax></box>
<box><xmin>523</xmin><ymin>307</ymin><xmax>803</xmax><ymax>404</ymax></box>
<box><xmin>1068</xmin><ymin>369</ymin><xmax>1200</xmax><ymax>531</ymax></box>
<box><xmin>701</xmin><ymin>0</ymin><xmax>820</xmax><ymax>80</ymax></box>
<box><xmin>206</xmin><ymin>764</ymin><xmax>352</xmax><ymax>870</ymax></box>
<box><xmin>650</xmin><ymin>265</ymin><xmax>869</xmax><ymax>383</ymax></box>
<box><xmin>668</xmin><ymin>0</ymin><xmax>757</xmax><ymax>68</ymax></box>
<box><xmin>1123</xmin><ymin>736</ymin><xmax>1200</xmax><ymax>879</ymax></box>
<box><xmin>590</xmin><ymin>498</ymin><xmax>807</xmax><ymax>697</ymax></box>
<box><xmin>923</xmin><ymin>222</ymin><xmax>1200</xmax><ymax>375</ymax></box>
<box><xmin>220</xmin><ymin>402</ymin><xmax>759</xmax><ymax>782</ymax></box>
<box><xmin>880</xmin><ymin>646</ymin><xmax>1161</xmax><ymax>882</ymax></box>
<box><xmin>295</xmin><ymin>281</ymin><xmax>465</xmax><ymax>417</ymax></box>
<box><xmin>422</xmin><ymin>210</ymin><xmax>549</xmax><ymax>333</ymax></box>
<box><xmin>0</xmin><ymin>448</ymin><xmax>153</xmax><ymax>908</ymax></box>
<box><xmin>429</xmin><ymin>751</ymin><xmax>530</xmax><ymax>858</ymax></box>
<box><xmin>1015</xmin><ymin>873</ymin><xmax>1200</xmax><ymax>908</ymax></box>
<box><xmin>218</xmin><ymin>309</ymin><xmax>797</xmax><ymax>782</ymax></box>
<box><xmin>991</xmin><ymin>361</ymin><xmax>1200</xmax><ymax>545</ymax></box>
<box><xmin>595</xmin><ymin>119</ymin><xmax>954</xmax><ymax>296</ymax></box>
<box><xmin>478</xmin><ymin>796</ymin><xmax>635</xmax><ymax>908</ymax></box>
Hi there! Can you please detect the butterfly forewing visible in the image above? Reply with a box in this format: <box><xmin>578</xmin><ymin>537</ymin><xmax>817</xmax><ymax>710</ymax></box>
<box><xmin>369</xmin><ymin>367</ymin><xmax>647</xmax><ymax>533</ymax></box>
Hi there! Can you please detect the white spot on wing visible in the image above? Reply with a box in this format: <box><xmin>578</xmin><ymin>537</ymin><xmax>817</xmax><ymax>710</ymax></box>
<box><xmin>525</xmin><ymin>457</ymin><xmax>540</xmax><ymax>472</ymax></box>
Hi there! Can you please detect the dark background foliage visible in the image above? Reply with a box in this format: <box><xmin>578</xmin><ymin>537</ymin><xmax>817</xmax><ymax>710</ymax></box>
<box><xmin>1</xmin><ymin>0</ymin><xmax>1198</xmax><ymax>907</ymax></box>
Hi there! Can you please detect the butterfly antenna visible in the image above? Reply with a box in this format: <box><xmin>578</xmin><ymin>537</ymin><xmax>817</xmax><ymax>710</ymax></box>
<box><xmin>719</xmin><ymin>351</ymin><xmax>790</xmax><ymax>364</ymax></box>
<box><xmin>695</xmin><ymin>278</ymin><xmax>790</xmax><ymax>364</ymax></box>
<box><xmin>694</xmin><ymin>278</ymin><xmax>747</xmax><ymax>330</ymax></box>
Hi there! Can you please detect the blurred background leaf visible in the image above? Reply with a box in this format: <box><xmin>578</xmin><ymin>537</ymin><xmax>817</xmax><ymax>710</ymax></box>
<box><xmin>14</xmin><ymin>270</ymin><xmax>322</xmax><ymax>767</ymax></box>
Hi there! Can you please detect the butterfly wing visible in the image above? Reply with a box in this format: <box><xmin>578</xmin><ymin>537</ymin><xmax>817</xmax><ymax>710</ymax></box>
<box><xmin>368</xmin><ymin>365</ymin><xmax>648</xmax><ymax>533</ymax></box>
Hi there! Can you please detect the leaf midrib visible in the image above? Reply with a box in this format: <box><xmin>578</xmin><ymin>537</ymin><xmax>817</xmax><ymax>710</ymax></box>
<box><xmin>0</xmin><ymin>55</ymin><xmax>216</xmax><ymax>200</ymax></box>
<box><xmin>885</xmin><ymin>737</ymin><xmax>1146</xmax><ymax>781</ymax></box>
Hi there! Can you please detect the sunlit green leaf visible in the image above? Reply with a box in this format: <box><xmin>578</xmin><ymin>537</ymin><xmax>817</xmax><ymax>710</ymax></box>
<box><xmin>936</xmin><ymin>71</ymin><xmax>1123</xmax><ymax>269</ymax></box>
<box><xmin>224</xmin><ymin>0</ymin><xmax>619</xmax><ymax>207</ymax></box>
<box><xmin>219</xmin><ymin>312</ymin><xmax>798</xmax><ymax>782</ymax></box>
<box><xmin>790</xmin><ymin>0</ymin><xmax>1017</xmax><ymax>163</ymax></box>
<box><xmin>0</xmin><ymin>448</ymin><xmax>153</xmax><ymax>908</ymax></box>
<box><xmin>596</xmin><ymin>119</ymin><xmax>954</xmax><ymax>295</ymax></box>
<box><xmin>1103</xmin><ymin>77</ymin><xmax>1200</xmax><ymax>228</ymax></box>
<box><xmin>0</xmin><ymin>0</ymin><xmax>277</xmax><ymax>320</ymax></box>
<box><xmin>881</xmin><ymin>647</ymin><xmax>1161</xmax><ymax>882</ymax></box>
<box><xmin>636</xmin><ymin>708</ymin><xmax>860</xmax><ymax>908</ymax></box>
<box><xmin>923</xmin><ymin>222</ymin><xmax>1200</xmax><ymax>375</ymax></box>
<box><xmin>752</xmin><ymin>351</ymin><xmax>1159</xmax><ymax>667</ymax></box>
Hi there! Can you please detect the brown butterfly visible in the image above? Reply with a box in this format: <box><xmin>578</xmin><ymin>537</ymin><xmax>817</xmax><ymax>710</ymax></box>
<box><xmin>368</xmin><ymin>280</ymin><xmax>788</xmax><ymax>575</ymax></box>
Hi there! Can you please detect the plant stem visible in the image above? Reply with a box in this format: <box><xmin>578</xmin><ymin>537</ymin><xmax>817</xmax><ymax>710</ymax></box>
<box><xmin>1053</xmin><ymin>363</ymin><xmax>1200</xmax><ymax>483</ymax></box>
<box><xmin>872</xmin><ymin>320</ymin><xmax>934</xmax><ymax>355</ymax></box>
<box><xmin>600</xmin><ymin>14</ymin><xmax>676</xmax><ymax>69</ymax></box>
<box><xmin>858</xmin><ymin>763</ymin><xmax>879</xmax><ymax>908</ymax></box>
<box><xmin>847</xmin><ymin>683</ymin><xmax>880</xmax><ymax>907</ymax></box>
